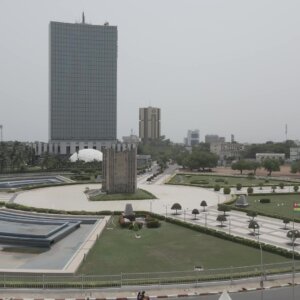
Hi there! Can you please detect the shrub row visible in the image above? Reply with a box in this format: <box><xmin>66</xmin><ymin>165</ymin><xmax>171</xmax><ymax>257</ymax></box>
<box><xmin>190</xmin><ymin>180</ymin><xmax>209</xmax><ymax>185</ymax></box>
<box><xmin>4</xmin><ymin>202</ymin><xmax>115</xmax><ymax>216</ymax></box>
<box><xmin>119</xmin><ymin>213</ymin><xmax>161</xmax><ymax>229</ymax></box>
<box><xmin>70</xmin><ymin>175</ymin><xmax>91</xmax><ymax>181</ymax></box>
<box><xmin>146</xmin><ymin>170</ymin><xmax>163</xmax><ymax>182</ymax></box>
<box><xmin>249</xmin><ymin>192</ymin><xmax>300</xmax><ymax>197</ymax></box>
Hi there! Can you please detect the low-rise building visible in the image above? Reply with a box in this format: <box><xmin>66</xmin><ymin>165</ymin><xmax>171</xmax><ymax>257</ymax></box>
<box><xmin>290</xmin><ymin>147</ymin><xmax>300</xmax><ymax>161</ymax></box>
<box><xmin>205</xmin><ymin>135</ymin><xmax>225</xmax><ymax>144</ymax></box>
<box><xmin>210</xmin><ymin>142</ymin><xmax>244</xmax><ymax>164</ymax></box>
<box><xmin>255</xmin><ymin>153</ymin><xmax>285</xmax><ymax>162</ymax></box>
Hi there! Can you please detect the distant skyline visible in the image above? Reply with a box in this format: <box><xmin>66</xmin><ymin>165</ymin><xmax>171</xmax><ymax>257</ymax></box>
<box><xmin>0</xmin><ymin>0</ymin><xmax>300</xmax><ymax>144</ymax></box>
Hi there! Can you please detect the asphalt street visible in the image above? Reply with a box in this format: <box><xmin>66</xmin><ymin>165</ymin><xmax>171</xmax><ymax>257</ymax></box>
<box><xmin>169</xmin><ymin>285</ymin><xmax>300</xmax><ymax>299</ymax></box>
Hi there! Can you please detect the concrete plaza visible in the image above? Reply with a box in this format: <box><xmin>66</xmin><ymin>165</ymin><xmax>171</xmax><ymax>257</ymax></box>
<box><xmin>11</xmin><ymin>167</ymin><xmax>300</xmax><ymax>256</ymax></box>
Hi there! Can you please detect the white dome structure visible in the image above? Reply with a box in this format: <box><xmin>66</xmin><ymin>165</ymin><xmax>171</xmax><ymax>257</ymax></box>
<box><xmin>70</xmin><ymin>149</ymin><xmax>103</xmax><ymax>163</ymax></box>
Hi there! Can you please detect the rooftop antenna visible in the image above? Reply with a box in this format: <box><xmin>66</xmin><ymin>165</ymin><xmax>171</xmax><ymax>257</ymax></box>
<box><xmin>82</xmin><ymin>12</ymin><xmax>85</xmax><ymax>24</ymax></box>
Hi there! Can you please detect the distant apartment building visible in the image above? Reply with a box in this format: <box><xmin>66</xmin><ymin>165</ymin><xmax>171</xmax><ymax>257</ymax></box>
<box><xmin>290</xmin><ymin>147</ymin><xmax>300</xmax><ymax>161</ymax></box>
<box><xmin>255</xmin><ymin>153</ymin><xmax>286</xmax><ymax>162</ymax></box>
<box><xmin>210</xmin><ymin>142</ymin><xmax>244</xmax><ymax>163</ymax></box>
<box><xmin>205</xmin><ymin>135</ymin><xmax>225</xmax><ymax>144</ymax></box>
<box><xmin>49</xmin><ymin>17</ymin><xmax>118</xmax><ymax>155</ymax></box>
<box><xmin>139</xmin><ymin>107</ymin><xmax>161</xmax><ymax>142</ymax></box>
<box><xmin>184</xmin><ymin>130</ymin><xmax>200</xmax><ymax>147</ymax></box>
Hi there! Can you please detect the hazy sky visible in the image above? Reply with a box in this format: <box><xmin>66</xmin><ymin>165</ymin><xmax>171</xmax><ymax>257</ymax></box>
<box><xmin>1</xmin><ymin>0</ymin><xmax>300</xmax><ymax>143</ymax></box>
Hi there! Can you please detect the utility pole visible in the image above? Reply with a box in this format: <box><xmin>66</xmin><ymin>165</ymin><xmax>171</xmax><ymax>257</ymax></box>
<box><xmin>0</xmin><ymin>125</ymin><xmax>3</xmax><ymax>142</ymax></box>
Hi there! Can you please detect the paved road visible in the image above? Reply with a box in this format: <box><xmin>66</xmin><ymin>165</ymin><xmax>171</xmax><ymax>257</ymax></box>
<box><xmin>168</xmin><ymin>285</ymin><xmax>300</xmax><ymax>299</ymax></box>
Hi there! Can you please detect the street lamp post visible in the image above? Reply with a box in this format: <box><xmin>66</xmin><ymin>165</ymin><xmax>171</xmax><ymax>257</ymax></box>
<box><xmin>184</xmin><ymin>208</ymin><xmax>188</xmax><ymax>222</ymax></box>
<box><xmin>258</xmin><ymin>226</ymin><xmax>264</xmax><ymax>300</ymax></box>
<box><xmin>249</xmin><ymin>220</ymin><xmax>264</xmax><ymax>300</ymax></box>
<box><xmin>164</xmin><ymin>204</ymin><xmax>168</xmax><ymax>218</ymax></box>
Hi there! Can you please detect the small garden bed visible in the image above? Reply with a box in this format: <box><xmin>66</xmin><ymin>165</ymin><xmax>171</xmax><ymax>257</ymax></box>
<box><xmin>89</xmin><ymin>188</ymin><xmax>156</xmax><ymax>201</ymax></box>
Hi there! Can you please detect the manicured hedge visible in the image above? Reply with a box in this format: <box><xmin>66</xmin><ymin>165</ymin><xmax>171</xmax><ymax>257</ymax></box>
<box><xmin>223</xmin><ymin>187</ymin><xmax>231</xmax><ymax>194</ymax></box>
<box><xmin>260</xmin><ymin>198</ymin><xmax>271</xmax><ymax>204</ymax></box>
<box><xmin>247</xmin><ymin>187</ymin><xmax>253</xmax><ymax>194</ymax></box>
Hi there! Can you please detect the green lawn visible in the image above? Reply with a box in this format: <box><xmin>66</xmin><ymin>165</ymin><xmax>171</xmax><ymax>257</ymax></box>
<box><xmin>230</xmin><ymin>194</ymin><xmax>300</xmax><ymax>221</ymax></box>
<box><xmin>168</xmin><ymin>173</ymin><xmax>298</xmax><ymax>188</ymax></box>
<box><xmin>89</xmin><ymin>188</ymin><xmax>156</xmax><ymax>201</ymax></box>
<box><xmin>78</xmin><ymin>218</ymin><xmax>289</xmax><ymax>275</ymax></box>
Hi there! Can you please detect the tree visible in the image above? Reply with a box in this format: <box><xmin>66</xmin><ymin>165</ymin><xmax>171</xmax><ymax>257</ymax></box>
<box><xmin>287</xmin><ymin>229</ymin><xmax>300</xmax><ymax>245</ymax></box>
<box><xmin>262</xmin><ymin>158</ymin><xmax>280</xmax><ymax>176</ymax></box>
<box><xmin>184</xmin><ymin>150</ymin><xmax>218</xmax><ymax>171</ymax></box>
<box><xmin>192</xmin><ymin>208</ymin><xmax>200</xmax><ymax>220</ymax></box>
<box><xmin>283</xmin><ymin>218</ymin><xmax>290</xmax><ymax>230</ymax></box>
<box><xmin>223</xmin><ymin>187</ymin><xmax>231</xmax><ymax>194</ymax></box>
<box><xmin>216</xmin><ymin>214</ymin><xmax>227</xmax><ymax>227</ymax></box>
<box><xmin>171</xmin><ymin>203</ymin><xmax>182</xmax><ymax>215</ymax></box>
<box><xmin>247</xmin><ymin>187</ymin><xmax>254</xmax><ymax>194</ymax></box>
<box><xmin>242</xmin><ymin>140</ymin><xmax>296</xmax><ymax>160</ymax></box>
<box><xmin>259</xmin><ymin>182</ymin><xmax>264</xmax><ymax>190</ymax></box>
<box><xmin>279</xmin><ymin>182</ymin><xmax>284</xmax><ymax>189</ymax></box>
<box><xmin>248</xmin><ymin>161</ymin><xmax>261</xmax><ymax>175</ymax></box>
<box><xmin>290</xmin><ymin>161</ymin><xmax>300</xmax><ymax>174</ymax></box>
<box><xmin>218</xmin><ymin>204</ymin><xmax>231</xmax><ymax>216</ymax></box>
<box><xmin>294</xmin><ymin>185</ymin><xmax>299</xmax><ymax>192</ymax></box>
<box><xmin>236</xmin><ymin>183</ymin><xmax>242</xmax><ymax>191</ymax></box>
<box><xmin>231</xmin><ymin>160</ymin><xmax>251</xmax><ymax>175</ymax></box>
<box><xmin>214</xmin><ymin>184</ymin><xmax>221</xmax><ymax>191</ymax></box>
<box><xmin>248</xmin><ymin>220</ymin><xmax>260</xmax><ymax>236</ymax></box>
<box><xmin>271</xmin><ymin>185</ymin><xmax>277</xmax><ymax>193</ymax></box>
<box><xmin>247</xmin><ymin>211</ymin><xmax>257</xmax><ymax>221</ymax></box>
<box><xmin>200</xmin><ymin>200</ymin><xmax>207</xmax><ymax>212</ymax></box>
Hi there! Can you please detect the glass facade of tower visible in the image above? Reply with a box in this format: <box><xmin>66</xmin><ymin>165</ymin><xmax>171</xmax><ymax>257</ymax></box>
<box><xmin>49</xmin><ymin>21</ymin><xmax>117</xmax><ymax>142</ymax></box>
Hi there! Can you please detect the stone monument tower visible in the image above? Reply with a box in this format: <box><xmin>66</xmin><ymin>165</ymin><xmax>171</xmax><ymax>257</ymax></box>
<box><xmin>102</xmin><ymin>144</ymin><xmax>137</xmax><ymax>194</ymax></box>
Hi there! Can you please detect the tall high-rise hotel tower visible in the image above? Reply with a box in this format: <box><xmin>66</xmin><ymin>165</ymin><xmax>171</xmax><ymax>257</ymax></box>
<box><xmin>49</xmin><ymin>16</ymin><xmax>117</xmax><ymax>154</ymax></box>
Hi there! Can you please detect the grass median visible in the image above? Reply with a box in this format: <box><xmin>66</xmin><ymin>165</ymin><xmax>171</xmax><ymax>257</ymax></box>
<box><xmin>78</xmin><ymin>217</ymin><xmax>289</xmax><ymax>275</ymax></box>
<box><xmin>89</xmin><ymin>188</ymin><xmax>156</xmax><ymax>201</ymax></box>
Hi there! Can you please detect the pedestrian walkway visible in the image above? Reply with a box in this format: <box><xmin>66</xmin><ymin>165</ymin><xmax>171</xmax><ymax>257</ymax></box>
<box><xmin>171</xmin><ymin>207</ymin><xmax>300</xmax><ymax>254</ymax></box>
